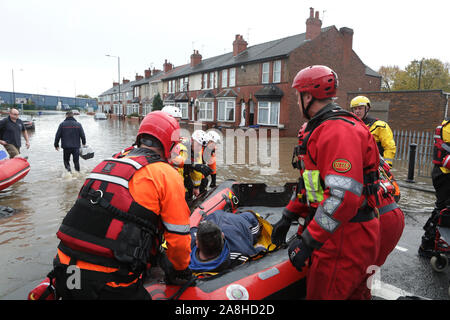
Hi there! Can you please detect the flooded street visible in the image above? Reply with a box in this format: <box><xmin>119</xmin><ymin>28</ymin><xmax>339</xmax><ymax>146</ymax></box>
<box><xmin>0</xmin><ymin>113</ymin><xmax>444</xmax><ymax>299</ymax></box>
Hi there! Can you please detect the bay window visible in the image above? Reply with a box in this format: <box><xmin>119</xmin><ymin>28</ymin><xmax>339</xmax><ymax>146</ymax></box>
<box><xmin>176</xmin><ymin>102</ymin><xmax>189</xmax><ymax>119</ymax></box>
<box><xmin>198</xmin><ymin>101</ymin><xmax>214</xmax><ymax>121</ymax></box>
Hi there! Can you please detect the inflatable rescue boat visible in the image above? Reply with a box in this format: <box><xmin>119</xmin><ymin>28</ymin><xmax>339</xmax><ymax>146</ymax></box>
<box><xmin>145</xmin><ymin>180</ymin><xmax>307</xmax><ymax>300</ymax></box>
<box><xmin>0</xmin><ymin>157</ymin><xmax>30</xmax><ymax>191</ymax></box>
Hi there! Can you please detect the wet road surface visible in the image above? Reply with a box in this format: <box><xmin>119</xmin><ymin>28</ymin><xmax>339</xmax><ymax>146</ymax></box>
<box><xmin>0</xmin><ymin>113</ymin><xmax>448</xmax><ymax>299</ymax></box>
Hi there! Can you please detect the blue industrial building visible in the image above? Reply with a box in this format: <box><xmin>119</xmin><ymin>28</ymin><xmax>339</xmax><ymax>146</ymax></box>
<box><xmin>0</xmin><ymin>90</ymin><xmax>97</xmax><ymax>110</ymax></box>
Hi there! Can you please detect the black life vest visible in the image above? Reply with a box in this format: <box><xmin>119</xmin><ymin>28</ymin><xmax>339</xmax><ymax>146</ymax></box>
<box><xmin>56</xmin><ymin>147</ymin><xmax>165</xmax><ymax>277</ymax></box>
<box><xmin>433</xmin><ymin>120</ymin><xmax>450</xmax><ymax>166</ymax></box>
<box><xmin>364</xmin><ymin>116</ymin><xmax>385</xmax><ymax>156</ymax></box>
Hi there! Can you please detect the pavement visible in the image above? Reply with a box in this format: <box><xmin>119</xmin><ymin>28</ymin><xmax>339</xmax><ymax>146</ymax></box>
<box><xmin>372</xmin><ymin>207</ymin><xmax>450</xmax><ymax>300</ymax></box>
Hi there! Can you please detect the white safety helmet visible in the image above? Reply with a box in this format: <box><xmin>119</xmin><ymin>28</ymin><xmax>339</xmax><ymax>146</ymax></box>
<box><xmin>161</xmin><ymin>105</ymin><xmax>182</xmax><ymax>119</ymax></box>
<box><xmin>206</xmin><ymin>130</ymin><xmax>221</xmax><ymax>144</ymax></box>
<box><xmin>192</xmin><ymin>130</ymin><xmax>208</xmax><ymax>146</ymax></box>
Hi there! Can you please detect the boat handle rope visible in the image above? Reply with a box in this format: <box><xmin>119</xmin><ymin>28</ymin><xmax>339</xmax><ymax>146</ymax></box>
<box><xmin>168</xmin><ymin>275</ymin><xmax>198</xmax><ymax>300</ymax></box>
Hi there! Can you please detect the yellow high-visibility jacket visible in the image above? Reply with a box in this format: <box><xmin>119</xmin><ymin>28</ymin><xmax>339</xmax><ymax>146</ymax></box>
<box><xmin>438</xmin><ymin>120</ymin><xmax>450</xmax><ymax>174</ymax></box>
<box><xmin>364</xmin><ymin>117</ymin><xmax>396</xmax><ymax>166</ymax></box>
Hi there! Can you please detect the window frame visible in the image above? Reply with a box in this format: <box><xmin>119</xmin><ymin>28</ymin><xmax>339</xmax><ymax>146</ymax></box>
<box><xmin>176</xmin><ymin>102</ymin><xmax>189</xmax><ymax>119</ymax></box>
<box><xmin>198</xmin><ymin>101</ymin><xmax>214</xmax><ymax>121</ymax></box>
<box><xmin>273</xmin><ymin>60</ymin><xmax>281</xmax><ymax>83</ymax></box>
<box><xmin>257</xmin><ymin>101</ymin><xmax>280</xmax><ymax>126</ymax></box>
<box><xmin>262</xmin><ymin>62</ymin><xmax>270</xmax><ymax>84</ymax></box>
<box><xmin>222</xmin><ymin>69</ymin><xmax>228</xmax><ymax>88</ymax></box>
<box><xmin>217</xmin><ymin>99</ymin><xmax>235</xmax><ymax>122</ymax></box>
<box><xmin>229</xmin><ymin>68</ymin><xmax>236</xmax><ymax>87</ymax></box>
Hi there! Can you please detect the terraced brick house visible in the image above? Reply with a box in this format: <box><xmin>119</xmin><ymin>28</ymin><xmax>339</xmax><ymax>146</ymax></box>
<box><xmin>161</xmin><ymin>7</ymin><xmax>381</xmax><ymax>136</ymax></box>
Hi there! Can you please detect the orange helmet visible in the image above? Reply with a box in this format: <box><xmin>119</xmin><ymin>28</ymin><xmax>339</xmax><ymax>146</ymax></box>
<box><xmin>136</xmin><ymin>111</ymin><xmax>180</xmax><ymax>159</ymax></box>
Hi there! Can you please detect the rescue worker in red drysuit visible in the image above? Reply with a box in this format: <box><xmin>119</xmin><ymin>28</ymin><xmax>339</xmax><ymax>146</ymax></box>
<box><xmin>271</xmin><ymin>65</ymin><xmax>381</xmax><ymax>300</ymax></box>
<box><xmin>29</xmin><ymin>111</ymin><xmax>192</xmax><ymax>300</ymax></box>
<box><xmin>376</xmin><ymin>157</ymin><xmax>405</xmax><ymax>267</ymax></box>
<box><xmin>353</xmin><ymin>157</ymin><xmax>405</xmax><ymax>299</ymax></box>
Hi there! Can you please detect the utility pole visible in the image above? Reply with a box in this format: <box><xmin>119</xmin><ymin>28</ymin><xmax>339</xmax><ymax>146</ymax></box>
<box><xmin>11</xmin><ymin>69</ymin><xmax>15</xmax><ymax>107</ymax></box>
<box><xmin>418</xmin><ymin>58</ymin><xmax>424</xmax><ymax>90</ymax></box>
<box><xmin>106</xmin><ymin>54</ymin><xmax>122</xmax><ymax>118</ymax></box>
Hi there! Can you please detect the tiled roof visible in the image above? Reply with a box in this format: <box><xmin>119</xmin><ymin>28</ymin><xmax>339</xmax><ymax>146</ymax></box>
<box><xmin>163</xmin><ymin>28</ymin><xmax>334</xmax><ymax>80</ymax></box>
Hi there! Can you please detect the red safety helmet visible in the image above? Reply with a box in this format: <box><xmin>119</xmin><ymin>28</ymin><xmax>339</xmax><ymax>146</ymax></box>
<box><xmin>136</xmin><ymin>111</ymin><xmax>180</xmax><ymax>159</ymax></box>
<box><xmin>292</xmin><ymin>65</ymin><xmax>338</xmax><ymax>99</ymax></box>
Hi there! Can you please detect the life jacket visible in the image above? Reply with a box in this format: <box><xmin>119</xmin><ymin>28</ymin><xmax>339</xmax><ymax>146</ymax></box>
<box><xmin>169</xmin><ymin>142</ymin><xmax>188</xmax><ymax>177</ymax></box>
<box><xmin>293</xmin><ymin>104</ymin><xmax>380</xmax><ymax>222</ymax></box>
<box><xmin>183</xmin><ymin>143</ymin><xmax>205</xmax><ymax>187</ymax></box>
<box><xmin>56</xmin><ymin>147</ymin><xmax>165</xmax><ymax>280</ymax></box>
<box><xmin>378</xmin><ymin>157</ymin><xmax>401</xmax><ymax>202</ymax></box>
<box><xmin>204</xmin><ymin>146</ymin><xmax>217</xmax><ymax>174</ymax></box>
<box><xmin>433</xmin><ymin>120</ymin><xmax>450</xmax><ymax>166</ymax></box>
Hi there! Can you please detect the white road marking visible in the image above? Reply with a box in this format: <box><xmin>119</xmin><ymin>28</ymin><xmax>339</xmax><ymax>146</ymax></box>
<box><xmin>395</xmin><ymin>245</ymin><xmax>408</xmax><ymax>252</ymax></box>
<box><xmin>371</xmin><ymin>280</ymin><xmax>428</xmax><ymax>300</ymax></box>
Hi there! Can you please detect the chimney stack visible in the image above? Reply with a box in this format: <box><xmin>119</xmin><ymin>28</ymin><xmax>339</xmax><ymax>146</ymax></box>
<box><xmin>135</xmin><ymin>73</ymin><xmax>144</xmax><ymax>81</ymax></box>
<box><xmin>144</xmin><ymin>69</ymin><xmax>151</xmax><ymax>78</ymax></box>
<box><xmin>122</xmin><ymin>78</ymin><xmax>130</xmax><ymax>84</ymax></box>
<box><xmin>190</xmin><ymin>50</ymin><xmax>202</xmax><ymax>67</ymax></box>
<box><xmin>233</xmin><ymin>34</ymin><xmax>248</xmax><ymax>56</ymax></box>
<box><xmin>340</xmin><ymin>27</ymin><xmax>354</xmax><ymax>66</ymax></box>
<box><xmin>163</xmin><ymin>59</ymin><xmax>173</xmax><ymax>72</ymax></box>
<box><xmin>113</xmin><ymin>82</ymin><xmax>119</xmax><ymax>87</ymax></box>
<box><xmin>305</xmin><ymin>7</ymin><xmax>322</xmax><ymax>40</ymax></box>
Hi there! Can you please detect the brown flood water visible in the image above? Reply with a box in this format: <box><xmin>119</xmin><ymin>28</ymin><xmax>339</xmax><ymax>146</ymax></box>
<box><xmin>0</xmin><ymin>113</ymin><xmax>436</xmax><ymax>299</ymax></box>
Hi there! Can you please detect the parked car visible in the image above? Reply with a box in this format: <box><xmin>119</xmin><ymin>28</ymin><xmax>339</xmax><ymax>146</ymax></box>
<box><xmin>19</xmin><ymin>115</ymin><xmax>35</xmax><ymax>130</ymax></box>
<box><xmin>94</xmin><ymin>112</ymin><xmax>107</xmax><ymax>120</ymax></box>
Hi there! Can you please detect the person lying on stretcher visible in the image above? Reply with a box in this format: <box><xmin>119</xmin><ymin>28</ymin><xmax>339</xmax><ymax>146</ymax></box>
<box><xmin>189</xmin><ymin>210</ymin><xmax>275</xmax><ymax>275</ymax></box>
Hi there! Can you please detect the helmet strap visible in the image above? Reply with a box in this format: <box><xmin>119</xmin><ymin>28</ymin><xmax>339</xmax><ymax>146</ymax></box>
<box><xmin>300</xmin><ymin>92</ymin><xmax>315</xmax><ymax>120</ymax></box>
<box><xmin>363</xmin><ymin>105</ymin><xmax>370</xmax><ymax>119</ymax></box>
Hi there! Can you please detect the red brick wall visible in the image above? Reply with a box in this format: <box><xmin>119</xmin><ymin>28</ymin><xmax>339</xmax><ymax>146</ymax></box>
<box><xmin>346</xmin><ymin>90</ymin><xmax>448</xmax><ymax>132</ymax></box>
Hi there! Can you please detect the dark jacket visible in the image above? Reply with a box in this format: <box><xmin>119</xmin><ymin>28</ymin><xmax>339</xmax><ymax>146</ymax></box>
<box><xmin>0</xmin><ymin>116</ymin><xmax>25</xmax><ymax>148</ymax></box>
<box><xmin>54</xmin><ymin>117</ymin><xmax>86</xmax><ymax>149</ymax></box>
<box><xmin>189</xmin><ymin>210</ymin><xmax>264</xmax><ymax>272</ymax></box>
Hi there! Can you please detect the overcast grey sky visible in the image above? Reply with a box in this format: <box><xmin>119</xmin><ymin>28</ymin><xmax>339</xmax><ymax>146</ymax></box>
<box><xmin>0</xmin><ymin>0</ymin><xmax>448</xmax><ymax>99</ymax></box>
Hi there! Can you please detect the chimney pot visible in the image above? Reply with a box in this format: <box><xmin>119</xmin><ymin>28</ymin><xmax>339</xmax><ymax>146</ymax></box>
<box><xmin>190</xmin><ymin>50</ymin><xmax>202</xmax><ymax>67</ymax></box>
<box><xmin>163</xmin><ymin>60</ymin><xmax>173</xmax><ymax>72</ymax></box>
<box><xmin>233</xmin><ymin>34</ymin><xmax>248</xmax><ymax>56</ymax></box>
<box><xmin>306</xmin><ymin>7</ymin><xmax>322</xmax><ymax>40</ymax></box>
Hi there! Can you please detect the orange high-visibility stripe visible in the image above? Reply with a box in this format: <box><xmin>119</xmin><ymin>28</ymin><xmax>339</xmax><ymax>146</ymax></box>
<box><xmin>57</xmin><ymin>249</ymin><xmax>118</xmax><ymax>273</ymax></box>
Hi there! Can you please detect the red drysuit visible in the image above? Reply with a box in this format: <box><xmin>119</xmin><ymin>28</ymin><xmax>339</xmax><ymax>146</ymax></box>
<box><xmin>288</xmin><ymin>104</ymin><xmax>381</xmax><ymax>300</ymax></box>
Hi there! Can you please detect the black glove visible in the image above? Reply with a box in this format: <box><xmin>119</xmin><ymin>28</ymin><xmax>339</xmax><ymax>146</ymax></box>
<box><xmin>158</xmin><ymin>253</ymin><xmax>193</xmax><ymax>286</ymax></box>
<box><xmin>288</xmin><ymin>237</ymin><xmax>312</xmax><ymax>272</ymax></box>
<box><xmin>271</xmin><ymin>212</ymin><xmax>293</xmax><ymax>247</ymax></box>
<box><xmin>194</xmin><ymin>164</ymin><xmax>213</xmax><ymax>177</ymax></box>
<box><xmin>166</xmin><ymin>268</ymin><xmax>193</xmax><ymax>286</ymax></box>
